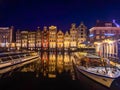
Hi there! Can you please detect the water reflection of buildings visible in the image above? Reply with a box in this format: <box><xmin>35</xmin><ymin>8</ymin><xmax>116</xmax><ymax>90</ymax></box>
<box><xmin>41</xmin><ymin>52</ymin><xmax>49</xmax><ymax>77</ymax></box>
<box><xmin>49</xmin><ymin>52</ymin><xmax>56</xmax><ymax>78</ymax></box>
<box><xmin>57</xmin><ymin>52</ymin><xmax>64</xmax><ymax>74</ymax></box>
<box><xmin>64</xmin><ymin>52</ymin><xmax>71</xmax><ymax>66</ymax></box>
<box><xmin>40</xmin><ymin>51</ymin><xmax>72</xmax><ymax>78</ymax></box>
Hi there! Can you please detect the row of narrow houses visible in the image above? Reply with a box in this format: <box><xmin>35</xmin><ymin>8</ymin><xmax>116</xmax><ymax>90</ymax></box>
<box><xmin>1</xmin><ymin>20</ymin><xmax>120</xmax><ymax>58</ymax></box>
<box><xmin>15</xmin><ymin>22</ymin><xmax>87</xmax><ymax>51</ymax></box>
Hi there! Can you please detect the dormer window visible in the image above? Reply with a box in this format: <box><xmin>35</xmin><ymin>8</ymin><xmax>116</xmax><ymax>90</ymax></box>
<box><xmin>81</xmin><ymin>29</ymin><xmax>83</xmax><ymax>31</ymax></box>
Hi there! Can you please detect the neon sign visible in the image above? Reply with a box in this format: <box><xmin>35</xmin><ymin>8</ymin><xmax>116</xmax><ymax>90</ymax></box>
<box><xmin>89</xmin><ymin>34</ymin><xmax>94</xmax><ymax>37</ymax></box>
<box><xmin>104</xmin><ymin>33</ymin><xmax>115</xmax><ymax>36</ymax></box>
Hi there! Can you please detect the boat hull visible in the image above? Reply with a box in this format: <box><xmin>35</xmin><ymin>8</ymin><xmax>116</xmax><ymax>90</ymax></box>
<box><xmin>0</xmin><ymin>57</ymin><xmax>39</xmax><ymax>74</ymax></box>
<box><xmin>72</xmin><ymin>53</ymin><xmax>120</xmax><ymax>90</ymax></box>
<box><xmin>73</xmin><ymin>59</ymin><xmax>115</xmax><ymax>88</ymax></box>
<box><xmin>0</xmin><ymin>55</ymin><xmax>40</xmax><ymax>69</ymax></box>
<box><xmin>76</xmin><ymin>66</ymin><xmax>114</xmax><ymax>87</ymax></box>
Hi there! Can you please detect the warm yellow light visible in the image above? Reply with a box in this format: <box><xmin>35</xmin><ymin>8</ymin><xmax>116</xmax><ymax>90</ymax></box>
<box><xmin>94</xmin><ymin>42</ymin><xmax>101</xmax><ymax>45</ymax></box>
<box><xmin>11</xmin><ymin>43</ymin><xmax>15</xmax><ymax>47</ymax></box>
<box><xmin>103</xmin><ymin>39</ymin><xmax>114</xmax><ymax>44</ymax></box>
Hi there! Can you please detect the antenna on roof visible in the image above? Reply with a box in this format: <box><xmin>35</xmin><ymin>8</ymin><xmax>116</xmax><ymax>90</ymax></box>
<box><xmin>113</xmin><ymin>19</ymin><xmax>120</xmax><ymax>27</ymax></box>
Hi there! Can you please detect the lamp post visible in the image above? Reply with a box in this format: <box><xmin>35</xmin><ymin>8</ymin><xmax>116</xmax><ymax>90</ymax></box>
<box><xmin>3</xmin><ymin>35</ymin><xmax>7</xmax><ymax>51</ymax></box>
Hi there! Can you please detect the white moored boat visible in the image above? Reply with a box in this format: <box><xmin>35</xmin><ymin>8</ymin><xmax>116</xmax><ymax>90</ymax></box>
<box><xmin>0</xmin><ymin>51</ymin><xmax>40</xmax><ymax>69</ymax></box>
<box><xmin>72</xmin><ymin>52</ymin><xmax>120</xmax><ymax>87</ymax></box>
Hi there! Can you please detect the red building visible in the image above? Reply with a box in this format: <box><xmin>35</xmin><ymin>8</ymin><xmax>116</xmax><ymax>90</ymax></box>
<box><xmin>42</xmin><ymin>26</ymin><xmax>49</xmax><ymax>50</ymax></box>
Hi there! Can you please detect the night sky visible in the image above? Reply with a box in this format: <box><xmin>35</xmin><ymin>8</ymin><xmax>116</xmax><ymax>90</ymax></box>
<box><xmin>0</xmin><ymin>0</ymin><xmax>120</xmax><ymax>32</ymax></box>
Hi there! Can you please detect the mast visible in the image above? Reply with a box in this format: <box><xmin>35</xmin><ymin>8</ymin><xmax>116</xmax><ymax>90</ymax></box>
<box><xmin>101</xmin><ymin>58</ymin><xmax>108</xmax><ymax>74</ymax></box>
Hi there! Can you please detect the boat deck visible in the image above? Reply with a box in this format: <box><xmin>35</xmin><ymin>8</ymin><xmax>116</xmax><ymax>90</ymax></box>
<box><xmin>78</xmin><ymin>66</ymin><xmax>120</xmax><ymax>78</ymax></box>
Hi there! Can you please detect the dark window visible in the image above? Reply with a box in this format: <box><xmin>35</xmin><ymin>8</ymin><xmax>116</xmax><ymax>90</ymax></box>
<box><xmin>81</xmin><ymin>29</ymin><xmax>83</xmax><ymax>31</ymax></box>
<box><xmin>81</xmin><ymin>36</ymin><xmax>83</xmax><ymax>38</ymax></box>
<box><xmin>81</xmin><ymin>25</ymin><xmax>84</xmax><ymax>28</ymax></box>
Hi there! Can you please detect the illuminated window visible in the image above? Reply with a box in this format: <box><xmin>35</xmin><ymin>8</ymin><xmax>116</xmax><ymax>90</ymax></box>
<box><xmin>96</xmin><ymin>36</ymin><xmax>100</xmax><ymax>39</ymax></box>
<box><xmin>101</xmin><ymin>36</ymin><xmax>105</xmax><ymax>39</ymax></box>
<box><xmin>81</xmin><ymin>40</ymin><xmax>84</xmax><ymax>42</ymax></box>
<box><xmin>96</xmin><ymin>30</ymin><xmax>99</xmax><ymax>34</ymax></box>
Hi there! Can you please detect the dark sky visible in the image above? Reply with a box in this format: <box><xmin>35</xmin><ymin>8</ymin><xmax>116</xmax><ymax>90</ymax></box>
<box><xmin>0</xmin><ymin>0</ymin><xmax>120</xmax><ymax>32</ymax></box>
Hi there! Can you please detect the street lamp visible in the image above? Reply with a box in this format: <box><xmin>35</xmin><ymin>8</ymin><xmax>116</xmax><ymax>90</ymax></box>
<box><xmin>3</xmin><ymin>35</ymin><xmax>7</xmax><ymax>51</ymax></box>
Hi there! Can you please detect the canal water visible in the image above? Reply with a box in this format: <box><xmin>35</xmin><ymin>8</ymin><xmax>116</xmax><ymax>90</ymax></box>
<box><xmin>0</xmin><ymin>51</ymin><xmax>118</xmax><ymax>90</ymax></box>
